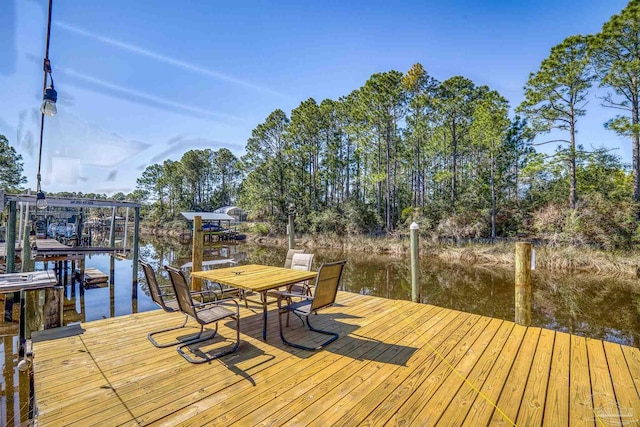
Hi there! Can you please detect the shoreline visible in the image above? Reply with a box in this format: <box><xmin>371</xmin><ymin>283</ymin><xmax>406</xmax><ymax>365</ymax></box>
<box><xmin>140</xmin><ymin>224</ymin><xmax>640</xmax><ymax>278</ymax></box>
<box><xmin>247</xmin><ymin>234</ymin><xmax>639</xmax><ymax>277</ymax></box>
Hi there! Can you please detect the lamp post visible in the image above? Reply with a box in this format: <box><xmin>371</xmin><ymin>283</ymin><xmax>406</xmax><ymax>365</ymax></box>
<box><xmin>36</xmin><ymin>0</ymin><xmax>57</xmax><ymax>210</ymax></box>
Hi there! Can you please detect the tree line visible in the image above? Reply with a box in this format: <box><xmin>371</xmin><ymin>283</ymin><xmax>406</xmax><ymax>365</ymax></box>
<box><xmin>3</xmin><ymin>1</ymin><xmax>639</xmax><ymax>250</ymax></box>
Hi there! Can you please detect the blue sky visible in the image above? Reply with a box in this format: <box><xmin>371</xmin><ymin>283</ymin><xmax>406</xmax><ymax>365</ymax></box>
<box><xmin>0</xmin><ymin>0</ymin><xmax>630</xmax><ymax>195</ymax></box>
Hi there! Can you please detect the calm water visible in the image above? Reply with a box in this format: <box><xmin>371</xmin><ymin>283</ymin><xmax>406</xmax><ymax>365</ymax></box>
<box><xmin>2</xmin><ymin>238</ymin><xmax>640</xmax><ymax>425</ymax></box>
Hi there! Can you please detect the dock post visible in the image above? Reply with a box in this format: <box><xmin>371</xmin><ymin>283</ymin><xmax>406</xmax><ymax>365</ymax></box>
<box><xmin>110</xmin><ymin>258</ymin><xmax>115</xmax><ymax>318</ymax></box>
<box><xmin>43</xmin><ymin>287</ymin><xmax>62</xmax><ymax>329</ymax></box>
<box><xmin>5</xmin><ymin>201</ymin><xmax>17</xmax><ymax>322</ymax></box>
<box><xmin>288</xmin><ymin>212</ymin><xmax>295</xmax><ymax>250</ymax></box>
<box><xmin>410</xmin><ymin>222</ymin><xmax>420</xmax><ymax>302</ymax></box>
<box><xmin>132</xmin><ymin>207</ymin><xmax>140</xmax><ymax>285</ymax></box>
<box><xmin>22</xmin><ymin>223</ymin><xmax>42</xmax><ymax>340</ymax></box>
<box><xmin>515</xmin><ymin>242</ymin><xmax>532</xmax><ymax>326</ymax></box>
<box><xmin>7</xmin><ymin>200</ymin><xmax>17</xmax><ymax>273</ymax></box>
<box><xmin>109</xmin><ymin>206</ymin><xmax>116</xmax><ymax>248</ymax></box>
<box><xmin>192</xmin><ymin>215</ymin><xmax>203</xmax><ymax>291</ymax></box>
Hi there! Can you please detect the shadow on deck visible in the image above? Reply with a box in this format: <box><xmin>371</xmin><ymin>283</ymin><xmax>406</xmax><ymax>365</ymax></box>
<box><xmin>32</xmin><ymin>291</ymin><xmax>640</xmax><ymax>426</ymax></box>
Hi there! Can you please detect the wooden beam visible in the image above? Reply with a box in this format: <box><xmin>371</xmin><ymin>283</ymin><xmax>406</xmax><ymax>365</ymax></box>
<box><xmin>191</xmin><ymin>215</ymin><xmax>203</xmax><ymax>291</ymax></box>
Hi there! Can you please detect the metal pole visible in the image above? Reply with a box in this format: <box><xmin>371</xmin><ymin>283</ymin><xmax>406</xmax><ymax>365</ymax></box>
<box><xmin>410</xmin><ymin>222</ymin><xmax>420</xmax><ymax>302</ymax></box>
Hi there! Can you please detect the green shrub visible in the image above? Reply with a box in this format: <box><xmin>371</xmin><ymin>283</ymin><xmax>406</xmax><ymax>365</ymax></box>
<box><xmin>253</xmin><ymin>223</ymin><xmax>270</xmax><ymax>235</ymax></box>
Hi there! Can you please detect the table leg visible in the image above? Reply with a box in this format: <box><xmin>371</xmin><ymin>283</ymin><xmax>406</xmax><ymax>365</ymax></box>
<box><xmin>261</xmin><ymin>291</ymin><xmax>267</xmax><ymax>340</ymax></box>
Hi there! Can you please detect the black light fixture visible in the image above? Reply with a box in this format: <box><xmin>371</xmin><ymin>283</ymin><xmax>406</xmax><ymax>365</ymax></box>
<box><xmin>40</xmin><ymin>59</ymin><xmax>57</xmax><ymax>117</ymax></box>
<box><xmin>36</xmin><ymin>0</ymin><xmax>55</xmax><ymax>210</ymax></box>
<box><xmin>36</xmin><ymin>191</ymin><xmax>47</xmax><ymax>210</ymax></box>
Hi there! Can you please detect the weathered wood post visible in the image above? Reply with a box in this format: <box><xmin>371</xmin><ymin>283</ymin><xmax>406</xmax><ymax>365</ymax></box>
<box><xmin>410</xmin><ymin>222</ymin><xmax>420</xmax><ymax>302</ymax></box>
<box><xmin>5</xmin><ymin>201</ymin><xmax>17</xmax><ymax>322</ymax></box>
<box><xmin>110</xmin><ymin>258</ymin><xmax>115</xmax><ymax>318</ymax></box>
<box><xmin>515</xmin><ymin>242</ymin><xmax>532</xmax><ymax>326</ymax></box>
<box><xmin>192</xmin><ymin>215</ymin><xmax>203</xmax><ymax>291</ymax></box>
<box><xmin>43</xmin><ymin>287</ymin><xmax>62</xmax><ymax>329</ymax></box>
<box><xmin>22</xmin><ymin>221</ymin><xmax>42</xmax><ymax>340</ymax></box>
<box><xmin>132</xmin><ymin>207</ymin><xmax>140</xmax><ymax>285</ymax></box>
<box><xmin>109</xmin><ymin>206</ymin><xmax>116</xmax><ymax>248</ymax></box>
<box><xmin>7</xmin><ymin>200</ymin><xmax>17</xmax><ymax>273</ymax></box>
<box><xmin>287</xmin><ymin>204</ymin><xmax>296</xmax><ymax>250</ymax></box>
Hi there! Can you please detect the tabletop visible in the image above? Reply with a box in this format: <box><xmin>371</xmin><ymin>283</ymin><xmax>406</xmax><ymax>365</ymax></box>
<box><xmin>191</xmin><ymin>264</ymin><xmax>317</xmax><ymax>293</ymax></box>
<box><xmin>0</xmin><ymin>271</ymin><xmax>57</xmax><ymax>293</ymax></box>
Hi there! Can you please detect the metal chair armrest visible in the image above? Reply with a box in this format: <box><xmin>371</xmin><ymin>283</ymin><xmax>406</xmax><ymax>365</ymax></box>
<box><xmin>194</xmin><ymin>297</ymin><xmax>240</xmax><ymax>315</ymax></box>
<box><xmin>276</xmin><ymin>293</ymin><xmax>313</xmax><ymax>308</ymax></box>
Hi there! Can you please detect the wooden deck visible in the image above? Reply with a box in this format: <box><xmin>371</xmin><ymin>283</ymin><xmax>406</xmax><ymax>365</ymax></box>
<box><xmin>32</xmin><ymin>292</ymin><xmax>640</xmax><ymax>426</ymax></box>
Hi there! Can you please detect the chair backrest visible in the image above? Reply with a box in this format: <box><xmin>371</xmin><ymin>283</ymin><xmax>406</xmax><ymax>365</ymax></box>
<box><xmin>290</xmin><ymin>253</ymin><xmax>314</xmax><ymax>271</ymax></box>
<box><xmin>310</xmin><ymin>260</ymin><xmax>347</xmax><ymax>312</ymax></box>
<box><xmin>140</xmin><ymin>259</ymin><xmax>171</xmax><ymax>311</ymax></box>
<box><xmin>164</xmin><ymin>265</ymin><xmax>198</xmax><ymax>319</ymax></box>
<box><xmin>284</xmin><ymin>248</ymin><xmax>306</xmax><ymax>269</ymax></box>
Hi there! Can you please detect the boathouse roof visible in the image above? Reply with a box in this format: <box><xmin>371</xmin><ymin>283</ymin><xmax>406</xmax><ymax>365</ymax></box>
<box><xmin>180</xmin><ymin>211</ymin><xmax>234</xmax><ymax>221</ymax></box>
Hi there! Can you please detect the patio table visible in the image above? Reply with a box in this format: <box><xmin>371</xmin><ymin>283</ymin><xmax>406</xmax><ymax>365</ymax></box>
<box><xmin>191</xmin><ymin>264</ymin><xmax>317</xmax><ymax>340</ymax></box>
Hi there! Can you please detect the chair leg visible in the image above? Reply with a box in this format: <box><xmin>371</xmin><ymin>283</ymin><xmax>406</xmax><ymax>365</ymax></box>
<box><xmin>278</xmin><ymin>309</ymin><xmax>338</xmax><ymax>351</ymax></box>
<box><xmin>148</xmin><ymin>314</ymin><xmax>195</xmax><ymax>348</ymax></box>
<box><xmin>284</xmin><ymin>299</ymin><xmax>304</xmax><ymax>327</ymax></box>
<box><xmin>176</xmin><ymin>317</ymin><xmax>240</xmax><ymax>364</ymax></box>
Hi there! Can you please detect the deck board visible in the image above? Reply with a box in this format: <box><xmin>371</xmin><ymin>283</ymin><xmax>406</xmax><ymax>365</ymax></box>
<box><xmin>32</xmin><ymin>292</ymin><xmax>640</xmax><ymax>426</ymax></box>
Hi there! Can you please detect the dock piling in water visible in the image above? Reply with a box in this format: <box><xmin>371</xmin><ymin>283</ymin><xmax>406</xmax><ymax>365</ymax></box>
<box><xmin>192</xmin><ymin>215</ymin><xmax>203</xmax><ymax>291</ymax></box>
<box><xmin>515</xmin><ymin>242</ymin><xmax>532</xmax><ymax>326</ymax></box>
<box><xmin>410</xmin><ymin>222</ymin><xmax>420</xmax><ymax>303</ymax></box>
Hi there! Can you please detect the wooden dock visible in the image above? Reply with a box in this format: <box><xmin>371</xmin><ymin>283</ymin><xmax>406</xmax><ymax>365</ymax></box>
<box><xmin>0</xmin><ymin>240</ymin><xmax>131</xmax><ymax>261</ymax></box>
<box><xmin>32</xmin><ymin>292</ymin><xmax>640</xmax><ymax>426</ymax></box>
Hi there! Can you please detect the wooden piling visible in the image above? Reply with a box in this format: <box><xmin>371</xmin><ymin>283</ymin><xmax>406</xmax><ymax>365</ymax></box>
<box><xmin>288</xmin><ymin>213</ymin><xmax>295</xmax><ymax>250</ymax></box>
<box><xmin>109</xmin><ymin>206</ymin><xmax>116</xmax><ymax>248</ymax></box>
<box><xmin>43</xmin><ymin>287</ymin><xmax>62</xmax><ymax>329</ymax></box>
<box><xmin>7</xmin><ymin>200</ymin><xmax>16</xmax><ymax>273</ymax></box>
<box><xmin>515</xmin><ymin>242</ymin><xmax>532</xmax><ymax>326</ymax></box>
<box><xmin>410</xmin><ymin>222</ymin><xmax>420</xmax><ymax>303</ymax></box>
<box><xmin>192</xmin><ymin>215</ymin><xmax>203</xmax><ymax>291</ymax></box>
<box><xmin>132</xmin><ymin>207</ymin><xmax>140</xmax><ymax>284</ymax></box>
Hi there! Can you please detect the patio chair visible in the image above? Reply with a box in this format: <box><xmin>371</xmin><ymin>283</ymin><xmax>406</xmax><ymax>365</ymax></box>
<box><xmin>164</xmin><ymin>265</ymin><xmax>240</xmax><ymax>364</ymax></box>
<box><xmin>140</xmin><ymin>259</ymin><xmax>216</xmax><ymax>348</ymax></box>
<box><xmin>284</xmin><ymin>248</ymin><xmax>306</xmax><ymax>268</ymax></box>
<box><xmin>268</xmin><ymin>253</ymin><xmax>315</xmax><ymax>325</ymax></box>
<box><xmin>243</xmin><ymin>248</ymin><xmax>309</xmax><ymax>308</ymax></box>
<box><xmin>277</xmin><ymin>260</ymin><xmax>347</xmax><ymax>351</ymax></box>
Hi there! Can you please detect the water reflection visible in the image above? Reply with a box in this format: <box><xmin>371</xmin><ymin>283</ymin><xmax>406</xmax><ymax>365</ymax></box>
<box><xmin>2</xmin><ymin>238</ymin><xmax>640</xmax><ymax>425</ymax></box>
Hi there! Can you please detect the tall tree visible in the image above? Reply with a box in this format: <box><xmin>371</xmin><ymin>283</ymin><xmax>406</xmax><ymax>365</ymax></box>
<box><xmin>518</xmin><ymin>35</ymin><xmax>594</xmax><ymax>209</ymax></box>
<box><xmin>242</xmin><ymin>109</ymin><xmax>291</xmax><ymax>218</ymax></box>
<box><xmin>503</xmin><ymin>116</ymin><xmax>535</xmax><ymax>202</ymax></box>
<box><xmin>288</xmin><ymin>98</ymin><xmax>322</xmax><ymax>212</ymax></box>
<box><xmin>470</xmin><ymin>91</ymin><xmax>510</xmax><ymax>242</ymax></box>
<box><xmin>360</xmin><ymin>71</ymin><xmax>406</xmax><ymax>231</ymax></box>
<box><xmin>591</xmin><ymin>0</ymin><xmax>640</xmax><ymax>203</ymax></box>
<box><xmin>0</xmin><ymin>135</ymin><xmax>27</xmax><ymax>191</ymax></box>
<box><xmin>136</xmin><ymin>164</ymin><xmax>167</xmax><ymax>217</ymax></box>
<box><xmin>434</xmin><ymin>76</ymin><xmax>478</xmax><ymax>209</ymax></box>
<box><xmin>402</xmin><ymin>63</ymin><xmax>439</xmax><ymax>208</ymax></box>
<box><xmin>212</xmin><ymin>148</ymin><xmax>240</xmax><ymax>207</ymax></box>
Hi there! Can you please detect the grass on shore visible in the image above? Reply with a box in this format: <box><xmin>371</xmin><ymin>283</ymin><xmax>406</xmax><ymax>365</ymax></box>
<box><xmin>138</xmin><ymin>219</ymin><xmax>640</xmax><ymax>278</ymax></box>
<box><xmin>249</xmin><ymin>233</ymin><xmax>640</xmax><ymax>278</ymax></box>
